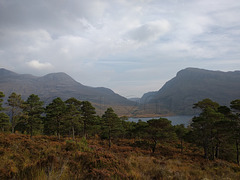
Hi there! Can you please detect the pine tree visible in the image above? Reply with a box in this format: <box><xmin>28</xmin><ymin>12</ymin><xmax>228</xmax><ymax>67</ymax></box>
<box><xmin>45</xmin><ymin>97</ymin><xmax>66</xmax><ymax>139</ymax></box>
<box><xmin>65</xmin><ymin>97</ymin><xmax>82</xmax><ymax>140</ymax></box>
<box><xmin>147</xmin><ymin>118</ymin><xmax>176</xmax><ymax>153</ymax></box>
<box><xmin>174</xmin><ymin>124</ymin><xmax>188</xmax><ymax>154</ymax></box>
<box><xmin>7</xmin><ymin>92</ymin><xmax>24</xmax><ymax>133</ymax></box>
<box><xmin>0</xmin><ymin>91</ymin><xmax>4</xmax><ymax>111</ymax></box>
<box><xmin>102</xmin><ymin>107</ymin><xmax>123</xmax><ymax>148</ymax></box>
<box><xmin>0</xmin><ymin>91</ymin><xmax>10</xmax><ymax>131</ymax></box>
<box><xmin>230</xmin><ymin>99</ymin><xmax>240</xmax><ymax>164</ymax></box>
<box><xmin>23</xmin><ymin>94</ymin><xmax>44</xmax><ymax>137</ymax></box>
<box><xmin>0</xmin><ymin>113</ymin><xmax>10</xmax><ymax>132</ymax></box>
<box><xmin>81</xmin><ymin>101</ymin><xmax>96</xmax><ymax>138</ymax></box>
<box><xmin>191</xmin><ymin>98</ymin><xmax>223</xmax><ymax>160</ymax></box>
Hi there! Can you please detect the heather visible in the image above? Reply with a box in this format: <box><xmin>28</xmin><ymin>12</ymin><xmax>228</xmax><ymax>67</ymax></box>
<box><xmin>1</xmin><ymin>133</ymin><xmax>240</xmax><ymax>179</ymax></box>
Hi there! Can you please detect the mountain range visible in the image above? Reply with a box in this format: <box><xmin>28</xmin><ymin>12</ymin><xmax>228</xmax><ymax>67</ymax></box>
<box><xmin>0</xmin><ymin>68</ymin><xmax>136</xmax><ymax>115</ymax></box>
<box><xmin>1</xmin><ymin>67</ymin><xmax>240</xmax><ymax>116</ymax></box>
<box><xmin>139</xmin><ymin>68</ymin><xmax>240</xmax><ymax>115</ymax></box>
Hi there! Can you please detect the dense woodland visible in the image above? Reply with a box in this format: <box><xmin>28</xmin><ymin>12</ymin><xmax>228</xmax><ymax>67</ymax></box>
<box><xmin>1</xmin><ymin>91</ymin><xmax>240</xmax><ymax>179</ymax></box>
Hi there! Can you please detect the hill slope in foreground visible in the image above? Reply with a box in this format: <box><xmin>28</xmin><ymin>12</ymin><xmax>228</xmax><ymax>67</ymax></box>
<box><xmin>1</xmin><ymin>133</ymin><xmax>240</xmax><ymax>179</ymax></box>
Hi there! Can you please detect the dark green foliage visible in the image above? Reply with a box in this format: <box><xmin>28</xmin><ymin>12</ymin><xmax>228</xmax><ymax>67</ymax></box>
<box><xmin>132</xmin><ymin>120</ymin><xmax>148</xmax><ymax>139</ymax></box>
<box><xmin>0</xmin><ymin>91</ymin><xmax>4</xmax><ymax>111</ymax></box>
<box><xmin>88</xmin><ymin>115</ymin><xmax>101</xmax><ymax>137</ymax></box>
<box><xmin>230</xmin><ymin>99</ymin><xmax>240</xmax><ymax>164</ymax></box>
<box><xmin>121</xmin><ymin>120</ymin><xmax>137</xmax><ymax>139</ymax></box>
<box><xmin>81</xmin><ymin>101</ymin><xmax>96</xmax><ymax>138</ymax></box>
<box><xmin>231</xmin><ymin>99</ymin><xmax>240</xmax><ymax>113</ymax></box>
<box><xmin>147</xmin><ymin>118</ymin><xmax>176</xmax><ymax>153</ymax></box>
<box><xmin>65</xmin><ymin>97</ymin><xmax>82</xmax><ymax>140</ymax></box>
<box><xmin>0</xmin><ymin>112</ymin><xmax>10</xmax><ymax>131</ymax></box>
<box><xmin>174</xmin><ymin>124</ymin><xmax>188</xmax><ymax>140</ymax></box>
<box><xmin>190</xmin><ymin>98</ymin><xmax>240</xmax><ymax>163</ymax></box>
<box><xmin>7</xmin><ymin>92</ymin><xmax>24</xmax><ymax>133</ymax></box>
<box><xmin>0</xmin><ymin>92</ymin><xmax>10</xmax><ymax>131</ymax></box>
<box><xmin>191</xmin><ymin>99</ymin><xmax>224</xmax><ymax>160</ymax></box>
<box><xmin>218</xmin><ymin>106</ymin><xmax>231</xmax><ymax>116</ymax></box>
<box><xmin>22</xmin><ymin>94</ymin><xmax>44</xmax><ymax>137</ymax></box>
<box><xmin>193</xmin><ymin>98</ymin><xmax>220</xmax><ymax>111</ymax></box>
<box><xmin>44</xmin><ymin>97</ymin><xmax>66</xmax><ymax>139</ymax></box>
<box><xmin>191</xmin><ymin>99</ymin><xmax>224</xmax><ymax>159</ymax></box>
<box><xmin>102</xmin><ymin>107</ymin><xmax>123</xmax><ymax>148</ymax></box>
<box><xmin>174</xmin><ymin>124</ymin><xmax>188</xmax><ymax>153</ymax></box>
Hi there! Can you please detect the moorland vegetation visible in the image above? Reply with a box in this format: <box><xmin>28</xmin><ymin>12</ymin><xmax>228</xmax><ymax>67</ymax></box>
<box><xmin>0</xmin><ymin>91</ymin><xmax>240</xmax><ymax>179</ymax></box>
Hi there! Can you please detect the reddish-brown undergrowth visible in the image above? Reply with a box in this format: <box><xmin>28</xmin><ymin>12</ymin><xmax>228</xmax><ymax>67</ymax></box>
<box><xmin>1</xmin><ymin>133</ymin><xmax>240</xmax><ymax>179</ymax></box>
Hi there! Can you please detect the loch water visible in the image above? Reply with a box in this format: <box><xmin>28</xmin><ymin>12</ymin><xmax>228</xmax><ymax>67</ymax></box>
<box><xmin>128</xmin><ymin>115</ymin><xmax>194</xmax><ymax>126</ymax></box>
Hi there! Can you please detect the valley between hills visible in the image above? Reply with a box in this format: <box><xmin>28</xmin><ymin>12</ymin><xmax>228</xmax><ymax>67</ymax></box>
<box><xmin>1</xmin><ymin>67</ymin><xmax>240</xmax><ymax>179</ymax></box>
<box><xmin>1</xmin><ymin>67</ymin><xmax>240</xmax><ymax>117</ymax></box>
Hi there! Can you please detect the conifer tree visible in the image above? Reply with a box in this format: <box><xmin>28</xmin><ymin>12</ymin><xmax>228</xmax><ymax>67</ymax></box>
<box><xmin>45</xmin><ymin>97</ymin><xmax>66</xmax><ymax>139</ymax></box>
<box><xmin>102</xmin><ymin>107</ymin><xmax>123</xmax><ymax>148</ymax></box>
<box><xmin>65</xmin><ymin>97</ymin><xmax>82</xmax><ymax>140</ymax></box>
<box><xmin>0</xmin><ymin>91</ymin><xmax>10</xmax><ymax>131</ymax></box>
<box><xmin>133</xmin><ymin>120</ymin><xmax>148</xmax><ymax>139</ymax></box>
<box><xmin>147</xmin><ymin>118</ymin><xmax>176</xmax><ymax>153</ymax></box>
<box><xmin>215</xmin><ymin>106</ymin><xmax>236</xmax><ymax>159</ymax></box>
<box><xmin>0</xmin><ymin>113</ymin><xmax>10</xmax><ymax>131</ymax></box>
<box><xmin>23</xmin><ymin>94</ymin><xmax>44</xmax><ymax>137</ymax></box>
<box><xmin>230</xmin><ymin>99</ymin><xmax>240</xmax><ymax>164</ymax></box>
<box><xmin>0</xmin><ymin>91</ymin><xmax>4</xmax><ymax>111</ymax></box>
<box><xmin>81</xmin><ymin>101</ymin><xmax>96</xmax><ymax>138</ymax></box>
<box><xmin>191</xmin><ymin>98</ymin><xmax>223</xmax><ymax>159</ymax></box>
<box><xmin>7</xmin><ymin>92</ymin><xmax>24</xmax><ymax>133</ymax></box>
<box><xmin>174</xmin><ymin>124</ymin><xmax>188</xmax><ymax>154</ymax></box>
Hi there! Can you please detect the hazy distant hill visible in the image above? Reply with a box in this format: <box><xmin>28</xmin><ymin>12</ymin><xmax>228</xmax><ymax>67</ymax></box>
<box><xmin>2</xmin><ymin>67</ymin><xmax>240</xmax><ymax>116</ymax></box>
<box><xmin>128</xmin><ymin>98</ymin><xmax>141</xmax><ymax>102</ymax></box>
<box><xmin>139</xmin><ymin>91</ymin><xmax>157</xmax><ymax>104</ymax></box>
<box><xmin>0</xmin><ymin>68</ymin><xmax>135</xmax><ymax>114</ymax></box>
<box><xmin>140</xmin><ymin>68</ymin><xmax>240</xmax><ymax>115</ymax></box>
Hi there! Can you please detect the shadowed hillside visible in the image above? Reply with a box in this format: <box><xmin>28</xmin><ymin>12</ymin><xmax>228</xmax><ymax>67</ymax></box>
<box><xmin>140</xmin><ymin>68</ymin><xmax>240</xmax><ymax>115</ymax></box>
<box><xmin>0</xmin><ymin>68</ymin><xmax>136</xmax><ymax>115</ymax></box>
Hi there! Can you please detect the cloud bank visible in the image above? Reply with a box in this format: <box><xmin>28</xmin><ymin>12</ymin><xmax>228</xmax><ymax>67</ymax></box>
<box><xmin>0</xmin><ymin>0</ymin><xmax>240</xmax><ymax>97</ymax></box>
<box><xmin>26</xmin><ymin>60</ymin><xmax>53</xmax><ymax>70</ymax></box>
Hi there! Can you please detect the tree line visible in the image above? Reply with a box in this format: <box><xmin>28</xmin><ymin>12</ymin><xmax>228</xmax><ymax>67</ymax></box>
<box><xmin>0</xmin><ymin>91</ymin><xmax>240</xmax><ymax>164</ymax></box>
<box><xmin>190</xmin><ymin>98</ymin><xmax>240</xmax><ymax>164</ymax></box>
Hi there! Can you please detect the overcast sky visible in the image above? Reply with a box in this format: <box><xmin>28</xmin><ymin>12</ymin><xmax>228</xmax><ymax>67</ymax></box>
<box><xmin>1</xmin><ymin>0</ymin><xmax>240</xmax><ymax>98</ymax></box>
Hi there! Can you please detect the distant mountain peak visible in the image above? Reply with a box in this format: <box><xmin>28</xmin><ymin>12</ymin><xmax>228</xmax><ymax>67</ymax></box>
<box><xmin>43</xmin><ymin>72</ymin><xmax>72</xmax><ymax>78</ymax></box>
<box><xmin>0</xmin><ymin>68</ymin><xmax>134</xmax><ymax>115</ymax></box>
<box><xmin>0</xmin><ymin>68</ymin><xmax>18</xmax><ymax>76</ymax></box>
<box><xmin>140</xmin><ymin>67</ymin><xmax>240</xmax><ymax>115</ymax></box>
<box><xmin>176</xmin><ymin>67</ymin><xmax>209</xmax><ymax>76</ymax></box>
<box><xmin>40</xmin><ymin>72</ymin><xmax>79</xmax><ymax>84</ymax></box>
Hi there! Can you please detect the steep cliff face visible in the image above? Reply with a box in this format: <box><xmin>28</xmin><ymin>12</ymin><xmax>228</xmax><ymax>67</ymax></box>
<box><xmin>141</xmin><ymin>68</ymin><xmax>240</xmax><ymax>115</ymax></box>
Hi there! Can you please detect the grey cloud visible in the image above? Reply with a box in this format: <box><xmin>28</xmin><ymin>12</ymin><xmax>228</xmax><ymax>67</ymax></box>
<box><xmin>126</xmin><ymin>20</ymin><xmax>171</xmax><ymax>42</ymax></box>
<box><xmin>0</xmin><ymin>0</ymin><xmax>107</xmax><ymax>36</ymax></box>
<box><xmin>1</xmin><ymin>0</ymin><xmax>240</xmax><ymax>97</ymax></box>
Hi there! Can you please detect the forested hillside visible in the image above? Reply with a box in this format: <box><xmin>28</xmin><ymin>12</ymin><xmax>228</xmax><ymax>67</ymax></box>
<box><xmin>1</xmin><ymin>91</ymin><xmax>240</xmax><ymax>179</ymax></box>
